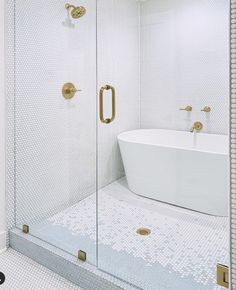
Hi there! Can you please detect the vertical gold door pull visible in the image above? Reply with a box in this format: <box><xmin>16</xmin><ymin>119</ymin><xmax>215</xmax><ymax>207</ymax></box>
<box><xmin>99</xmin><ymin>85</ymin><xmax>116</xmax><ymax>124</ymax></box>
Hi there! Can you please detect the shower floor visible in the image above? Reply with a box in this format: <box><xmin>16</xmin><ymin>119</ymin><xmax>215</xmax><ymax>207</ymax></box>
<box><xmin>29</xmin><ymin>178</ymin><xmax>228</xmax><ymax>290</ymax></box>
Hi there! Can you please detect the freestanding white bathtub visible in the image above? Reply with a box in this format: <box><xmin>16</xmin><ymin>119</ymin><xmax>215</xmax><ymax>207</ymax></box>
<box><xmin>118</xmin><ymin>129</ymin><xmax>229</xmax><ymax>216</ymax></box>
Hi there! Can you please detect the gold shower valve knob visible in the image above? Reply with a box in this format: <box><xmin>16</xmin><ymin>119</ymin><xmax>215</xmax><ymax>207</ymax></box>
<box><xmin>62</xmin><ymin>82</ymin><xmax>82</xmax><ymax>99</ymax></box>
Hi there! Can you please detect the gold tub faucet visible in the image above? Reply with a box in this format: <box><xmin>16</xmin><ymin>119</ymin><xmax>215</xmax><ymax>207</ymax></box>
<box><xmin>190</xmin><ymin>121</ymin><xmax>203</xmax><ymax>133</ymax></box>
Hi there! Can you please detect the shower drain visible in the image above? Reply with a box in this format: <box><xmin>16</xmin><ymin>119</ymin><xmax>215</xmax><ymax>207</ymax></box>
<box><xmin>136</xmin><ymin>228</ymin><xmax>151</xmax><ymax>236</ymax></box>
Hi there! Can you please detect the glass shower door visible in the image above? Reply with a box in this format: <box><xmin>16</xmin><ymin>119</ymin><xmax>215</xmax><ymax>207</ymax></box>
<box><xmin>97</xmin><ymin>0</ymin><xmax>142</xmax><ymax>286</ymax></box>
<box><xmin>14</xmin><ymin>0</ymin><xmax>97</xmax><ymax>265</ymax></box>
<box><xmin>11</xmin><ymin>0</ymin><xmax>230</xmax><ymax>288</ymax></box>
<box><xmin>97</xmin><ymin>0</ymin><xmax>230</xmax><ymax>289</ymax></box>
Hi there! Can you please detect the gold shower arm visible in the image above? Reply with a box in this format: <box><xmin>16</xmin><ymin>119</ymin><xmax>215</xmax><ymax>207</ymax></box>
<box><xmin>65</xmin><ymin>3</ymin><xmax>76</xmax><ymax>10</ymax></box>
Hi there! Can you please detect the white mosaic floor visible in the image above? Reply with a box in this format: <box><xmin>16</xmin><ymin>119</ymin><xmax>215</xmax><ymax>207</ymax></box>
<box><xmin>30</xmin><ymin>178</ymin><xmax>229</xmax><ymax>290</ymax></box>
<box><xmin>0</xmin><ymin>248</ymin><xmax>83</xmax><ymax>290</ymax></box>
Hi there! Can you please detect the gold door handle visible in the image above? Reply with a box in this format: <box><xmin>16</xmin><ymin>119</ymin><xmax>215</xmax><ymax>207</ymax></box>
<box><xmin>62</xmin><ymin>82</ymin><xmax>82</xmax><ymax>99</ymax></box>
<box><xmin>201</xmin><ymin>106</ymin><xmax>211</xmax><ymax>113</ymax></box>
<box><xmin>99</xmin><ymin>85</ymin><xmax>116</xmax><ymax>124</ymax></box>
<box><xmin>179</xmin><ymin>106</ymin><xmax>192</xmax><ymax>112</ymax></box>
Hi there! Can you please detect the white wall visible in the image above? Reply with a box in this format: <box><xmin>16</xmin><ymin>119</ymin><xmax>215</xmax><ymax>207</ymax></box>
<box><xmin>0</xmin><ymin>0</ymin><xmax>6</xmax><ymax>252</ymax></box>
<box><xmin>12</xmin><ymin>0</ymin><xmax>140</xmax><ymax>225</ymax></box>
<box><xmin>140</xmin><ymin>0</ymin><xmax>229</xmax><ymax>134</ymax></box>
<box><xmin>8</xmin><ymin>0</ymin><xmax>229</xmax><ymax>230</ymax></box>
<box><xmin>14</xmin><ymin>0</ymin><xmax>97</xmax><ymax>225</ymax></box>
<box><xmin>97</xmin><ymin>0</ymin><xmax>140</xmax><ymax>188</ymax></box>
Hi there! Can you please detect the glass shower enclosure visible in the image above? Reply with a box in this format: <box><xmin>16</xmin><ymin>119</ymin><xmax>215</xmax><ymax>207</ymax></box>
<box><xmin>8</xmin><ymin>0</ymin><xmax>230</xmax><ymax>289</ymax></box>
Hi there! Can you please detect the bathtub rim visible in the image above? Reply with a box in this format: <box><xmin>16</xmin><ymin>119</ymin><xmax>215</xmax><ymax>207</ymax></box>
<box><xmin>118</xmin><ymin>129</ymin><xmax>229</xmax><ymax>156</ymax></box>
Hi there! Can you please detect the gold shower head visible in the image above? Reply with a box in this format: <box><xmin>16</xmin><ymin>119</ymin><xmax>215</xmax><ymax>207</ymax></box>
<box><xmin>65</xmin><ymin>3</ymin><xmax>86</xmax><ymax>19</ymax></box>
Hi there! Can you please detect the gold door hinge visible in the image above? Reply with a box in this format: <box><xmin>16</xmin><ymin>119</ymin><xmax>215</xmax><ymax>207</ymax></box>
<box><xmin>78</xmin><ymin>250</ymin><xmax>86</xmax><ymax>262</ymax></box>
<box><xmin>22</xmin><ymin>225</ymin><xmax>29</xmax><ymax>234</ymax></box>
<box><xmin>217</xmin><ymin>264</ymin><xmax>229</xmax><ymax>288</ymax></box>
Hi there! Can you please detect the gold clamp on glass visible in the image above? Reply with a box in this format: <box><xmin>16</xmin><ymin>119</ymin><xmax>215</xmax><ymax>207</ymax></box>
<box><xmin>99</xmin><ymin>85</ymin><xmax>116</xmax><ymax>124</ymax></box>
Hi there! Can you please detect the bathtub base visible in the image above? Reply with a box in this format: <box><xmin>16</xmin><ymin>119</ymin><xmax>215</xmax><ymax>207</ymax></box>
<box><xmin>118</xmin><ymin>129</ymin><xmax>229</xmax><ymax>217</ymax></box>
<box><xmin>125</xmin><ymin>146</ymin><xmax>229</xmax><ymax>216</ymax></box>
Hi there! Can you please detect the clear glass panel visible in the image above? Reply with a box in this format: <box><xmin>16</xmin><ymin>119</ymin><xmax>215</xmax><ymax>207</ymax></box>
<box><xmin>14</xmin><ymin>0</ymin><xmax>97</xmax><ymax>265</ymax></box>
<box><xmin>97</xmin><ymin>0</ymin><xmax>230</xmax><ymax>289</ymax></box>
<box><xmin>97</xmin><ymin>0</ymin><xmax>141</xmax><ymax>282</ymax></box>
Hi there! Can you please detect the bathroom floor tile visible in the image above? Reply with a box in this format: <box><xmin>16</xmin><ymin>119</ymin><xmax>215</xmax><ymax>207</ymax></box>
<box><xmin>29</xmin><ymin>178</ymin><xmax>229</xmax><ymax>290</ymax></box>
<box><xmin>0</xmin><ymin>248</ymin><xmax>83</xmax><ymax>290</ymax></box>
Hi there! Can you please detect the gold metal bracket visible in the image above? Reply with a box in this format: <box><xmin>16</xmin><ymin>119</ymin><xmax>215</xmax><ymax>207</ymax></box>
<box><xmin>62</xmin><ymin>82</ymin><xmax>81</xmax><ymax>100</ymax></box>
<box><xmin>78</xmin><ymin>250</ymin><xmax>86</xmax><ymax>262</ymax></box>
<box><xmin>217</xmin><ymin>264</ymin><xmax>229</xmax><ymax>288</ymax></box>
<box><xmin>22</xmin><ymin>225</ymin><xmax>29</xmax><ymax>234</ymax></box>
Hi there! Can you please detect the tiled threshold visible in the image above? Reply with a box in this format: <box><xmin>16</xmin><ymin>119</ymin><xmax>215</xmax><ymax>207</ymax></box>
<box><xmin>10</xmin><ymin>228</ymin><xmax>138</xmax><ymax>290</ymax></box>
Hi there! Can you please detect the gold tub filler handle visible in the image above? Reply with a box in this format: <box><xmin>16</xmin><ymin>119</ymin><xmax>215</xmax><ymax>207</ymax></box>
<box><xmin>201</xmin><ymin>106</ymin><xmax>211</xmax><ymax>113</ymax></box>
<box><xmin>99</xmin><ymin>85</ymin><xmax>116</xmax><ymax>124</ymax></box>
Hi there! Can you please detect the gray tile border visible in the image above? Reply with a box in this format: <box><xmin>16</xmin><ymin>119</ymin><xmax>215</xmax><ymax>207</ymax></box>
<box><xmin>10</xmin><ymin>228</ymin><xmax>139</xmax><ymax>290</ymax></box>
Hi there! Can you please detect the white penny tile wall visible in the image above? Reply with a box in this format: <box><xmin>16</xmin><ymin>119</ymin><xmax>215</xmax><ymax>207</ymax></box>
<box><xmin>6</xmin><ymin>0</ymin><xmax>140</xmax><ymax>231</ymax></box>
<box><xmin>13</xmin><ymin>0</ymin><xmax>97</xmax><ymax>226</ymax></box>
<box><xmin>140</xmin><ymin>0</ymin><xmax>229</xmax><ymax>135</ymax></box>
<box><xmin>97</xmin><ymin>0</ymin><xmax>140</xmax><ymax>188</ymax></box>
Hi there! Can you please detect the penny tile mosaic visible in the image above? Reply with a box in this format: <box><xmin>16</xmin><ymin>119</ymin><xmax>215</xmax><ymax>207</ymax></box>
<box><xmin>27</xmin><ymin>178</ymin><xmax>228</xmax><ymax>290</ymax></box>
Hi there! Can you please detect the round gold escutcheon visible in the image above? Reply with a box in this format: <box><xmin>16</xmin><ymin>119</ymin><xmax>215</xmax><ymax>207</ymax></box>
<box><xmin>62</xmin><ymin>82</ymin><xmax>81</xmax><ymax>100</ymax></box>
<box><xmin>136</xmin><ymin>228</ymin><xmax>151</xmax><ymax>236</ymax></box>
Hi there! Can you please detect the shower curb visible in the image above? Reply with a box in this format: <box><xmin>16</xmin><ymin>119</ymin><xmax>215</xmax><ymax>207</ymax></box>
<box><xmin>10</xmin><ymin>229</ymin><xmax>139</xmax><ymax>290</ymax></box>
